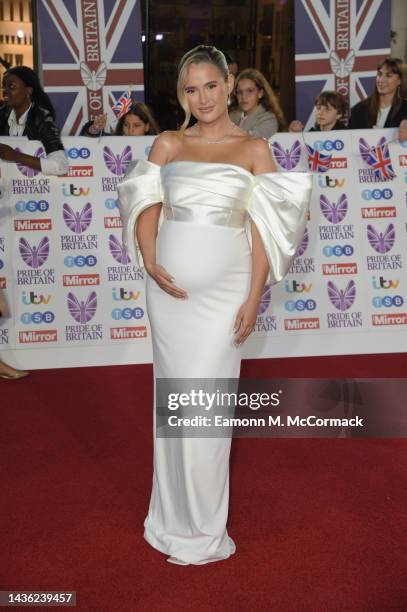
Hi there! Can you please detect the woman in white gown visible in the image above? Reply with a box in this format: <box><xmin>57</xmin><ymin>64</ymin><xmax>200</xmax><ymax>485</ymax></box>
<box><xmin>118</xmin><ymin>46</ymin><xmax>312</xmax><ymax>566</ymax></box>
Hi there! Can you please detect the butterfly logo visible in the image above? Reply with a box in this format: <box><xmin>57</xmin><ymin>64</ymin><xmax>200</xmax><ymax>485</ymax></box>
<box><xmin>16</xmin><ymin>147</ymin><xmax>45</xmax><ymax>177</ymax></box>
<box><xmin>367</xmin><ymin>224</ymin><xmax>395</xmax><ymax>254</ymax></box>
<box><xmin>327</xmin><ymin>280</ymin><xmax>356</xmax><ymax>311</ymax></box>
<box><xmin>329</xmin><ymin>49</ymin><xmax>355</xmax><ymax>78</ymax></box>
<box><xmin>63</xmin><ymin>202</ymin><xmax>93</xmax><ymax>234</ymax></box>
<box><xmin>359</xmin><ymin>137</ymin><xmax>396</xmax><ymax>181</ymax></box>
<box><xmin>319</xmin><ymin>194</ymin><xmax>348</xmax><ymax>224</ymax></box>
<box><xmin>80</xmin><ymin>62</ymin><xmax>107</xmax><ymax>91</ymax></box>
<box><xmin>109</xmin><ymin>234</ymin><xmax>131</xmax><ymax>264</ymax></box>
<box><xmin>67</xmin><ymin>291</ymin><xmax>97</xmax><ymax>324</ymax></box>
<box><xmin>19</xmin><ymin>237</ymin><xmax>49</xmax><ymax>268</ymax></box>
<box><xmin>258</xmin><ymin>284</ymin><xmax>272</xmax><ymax>316</ymax></box>
<box><xmin>296</xmin><ymin>227</ymin><xmax>309</xmax><ymax>257</ymax></box>
<box><xmin>103</xmin><ymin>145</ymin><xmax>132</xmax><ymax>176</ymax></box>
<box><xmin>271</xmin><ymin>140</ymin><xmax>301</xmax><ymax>170</ymax></box>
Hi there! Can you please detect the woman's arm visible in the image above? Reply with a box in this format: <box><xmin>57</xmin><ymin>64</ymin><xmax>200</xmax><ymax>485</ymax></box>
<box><xmin>0</xmin><ymin>143</ymin><xmax>41</xmax><ymax>171</ymax></box>
<box><xmin>137</xmin><ymin>132</ymin><xmax>187</xmax><ymax>299</ymax></box>
<box><xmin>234</xmin><ymin>138</ymin><xmax>275</xmax><ymax>345</ymax></box>
<box><xmin>0</xmin><ymin>143</ymin><xmax>68</xmax><ymax>175</ymax></box>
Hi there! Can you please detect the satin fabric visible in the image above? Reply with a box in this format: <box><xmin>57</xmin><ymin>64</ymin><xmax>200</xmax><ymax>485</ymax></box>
<box><xmin>118</xmin><ymin>160</ymin><xmax>312</xmax><ymax>284</ymax></box>
<box><xmin>117</xmin><ymin>160</ymin><xmax>311</xmax><ymax>564</ymax></box>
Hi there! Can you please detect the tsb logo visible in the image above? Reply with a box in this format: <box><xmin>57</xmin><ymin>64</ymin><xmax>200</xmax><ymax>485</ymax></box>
<box><xmin>67</xmin><ymin>147</ymin><xmax>91</xmax><ymax>159</ymax></box>
<box><xmin>15</xmin><ymin>200</ymin><xmax>49</xmax><ymax>213</ymax></box>
<box><xmin>361</xmin><ymin>188</ymin><xmax>393</xmax><ymax>200</ymax></box>
<box><xmin>20</xmin><ymin>311</ymin><xmax>55</xmax><ymax>324</ymax></box>
<box><xmin>285</xmin><ymin>299</ymin><xmax>317</xmax><ymax>312</ymax></box>
<box><xmin>64</xmin><ymin>255</ymin><xmax>97</xmax><ymax>268</ymax></box>
<box><xmin>111</xmin><ymin>307</ymin><xmax>144</xmax><ymax>320</ymax></box>
<box><xmin>105</xmin><ymin>198</ymin><xmax>118</xmax><ymax>210</ymax></box>
<box><xmin>372</xmin><ymin>295</ymin><xmax>404</xmax><ymax>308</ymax></box>
<box><xmin>323</xmin><ymin>244</ymin><xmax>354</xmax><ymax>257</ymax></box>
<box><xmin>313</xmin><ymin>139</ymin><xmax>344</xmax><ymax>151</ymax></box>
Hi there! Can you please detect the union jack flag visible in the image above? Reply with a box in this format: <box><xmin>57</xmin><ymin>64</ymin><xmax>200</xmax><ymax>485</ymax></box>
<box><xmin>295</xmin><ymin>0</ymin><xmax>391</xmax><ymax>128</ymax></box>
<box><xmin>37</xmin><ymin>0</ymin><xmax>144</xmax><ymax>135</ymax></box>
<box><xmin>306</xmin><ymin>145</ymin><xmax>331</xmax><ymax>172</ymax></box>
<box><xmin>359</xmin><ymin>136</ymin><xmax>396</xmax><ymax>181</ymax></box>
<box><xmin>112</xmin><ymin>90</ymin><xmax>132</xmax><ymax>118</ymax></box>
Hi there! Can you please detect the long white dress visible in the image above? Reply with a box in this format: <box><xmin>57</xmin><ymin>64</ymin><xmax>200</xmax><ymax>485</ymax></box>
<box><xmin>118</xmin><ymin>160</ymin><xmax>312</xmax><ymax>564</ymax></box>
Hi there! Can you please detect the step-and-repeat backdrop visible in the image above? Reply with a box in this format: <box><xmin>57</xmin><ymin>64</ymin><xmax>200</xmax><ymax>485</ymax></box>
<box><xmin>0</xmin><ymin>130</ymin><xmax>406</xmax><ymax>369</ymax></box>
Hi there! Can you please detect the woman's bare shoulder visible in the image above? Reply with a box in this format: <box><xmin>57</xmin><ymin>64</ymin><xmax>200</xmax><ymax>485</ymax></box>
<box><xmin>235</xmin><ymin>135</ymin><xmax>276</xmax><ymax>174</ymax></box>
<box><xmin>148</xmin><ymin>130</ymin><xmax>183</xmax><ymax>165</ymax></box>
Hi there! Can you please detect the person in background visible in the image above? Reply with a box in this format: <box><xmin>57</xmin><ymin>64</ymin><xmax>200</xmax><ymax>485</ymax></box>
<box><xmin>289</xmin><ymin>91</ymin><xmax>348</xmax><ymax>132</ymax></box>
<box><xmin>0</xmin><ymin>66</ymin><xmax>68</xmax><ymax>175</ymax></box>
<box><xmin>224</xmin><ymin>52</ymin><xmax>239</xmax><ymax>78</ymax></box>
<box><xmin>349</xmin><ymin>58</ymin><xmax>407</xmax><ymax>138</ymax></box>
<box><xmin>80</xmin><ymin>103</ymin><xmax>159</xmax><ymax>137</ymax></box>
<box><xmin>229</xmin><ymin>68</ymin><xmax>286</xmax><ymax>139</ymax></box>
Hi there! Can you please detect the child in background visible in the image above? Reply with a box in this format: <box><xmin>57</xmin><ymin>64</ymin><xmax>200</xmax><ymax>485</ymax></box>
<box><xmin>80</xmin><ymin>103</ymin><xmax>159</xmax><ymax>137</ymax></box>
<box><xmin>289</xmin><ymin>91</ymin><xmax>348</xmax><ymax>132</ymax></box>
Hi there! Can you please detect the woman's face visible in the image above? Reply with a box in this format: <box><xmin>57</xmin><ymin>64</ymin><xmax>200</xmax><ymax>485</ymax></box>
<box><xmin>235</xmin><ymin>78</ymin><xmax>263</xmax><ymax>114</ymax></box>
<box><xmin>376</xmin><ymin>65</ymin><xmax>401</xmax><ymax>97</ymax></box>
<box><xmin>183</xmin><ymin>62</ymin><xmax>232</xmax><ymax>123</ymax></box>
<box><xmin>2</xmin><ymin>74</ymin><xmax>31</xmax><ymax>109</ymax></box>
<box><xmin>122</xmin><ymin>113</ymin><xmax>149</xmax><ymax>136</ymax></box>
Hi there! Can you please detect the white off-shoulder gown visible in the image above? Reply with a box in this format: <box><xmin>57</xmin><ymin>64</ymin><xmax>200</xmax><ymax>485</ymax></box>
<box><xmin>118</xmin><ymin>160</ymin><xmax>312</xmax><ymax>564</ymax></box>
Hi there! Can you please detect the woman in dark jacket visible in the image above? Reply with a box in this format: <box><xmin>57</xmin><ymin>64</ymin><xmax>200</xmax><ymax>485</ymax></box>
<box><xmin>0</xmin><ymin>67</ymin><xmax>68</xmax><ymax>379</ymax></box>
<box><xmin>0</xmin><ymin>66</ymin><xmax>68</xmax><ymax>175</ymax></box>
<box><xmin>349</xmin><ymin>58</ymin><xmax>407</xmax><ymax>131</ymax></box>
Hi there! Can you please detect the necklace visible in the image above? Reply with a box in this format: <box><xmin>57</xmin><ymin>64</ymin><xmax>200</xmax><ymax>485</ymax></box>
<box><xmin>193</xmin><ymin>123</ymin><xmax>237</xmax><ymax>144</ymax></box>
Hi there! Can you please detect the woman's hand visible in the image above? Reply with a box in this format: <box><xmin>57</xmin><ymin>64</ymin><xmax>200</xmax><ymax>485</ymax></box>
<box><xmin>233</xmin><ymin>297</ymin><xmax>259</xmax><ymax>346</ymax></box>
<box><xmin>145</xmin><ymin>263</ymin><xmax>188</xmax><ymax>299</ymax></box>
<box><xmin>288</xmin><ymin>120</ymin><xmax>303</xmax><ymax>133</ymax></box>
<box><xmin>0</xmin><ymin>144</ymin><xmax>18</xmax><ymax>162</ymax></box>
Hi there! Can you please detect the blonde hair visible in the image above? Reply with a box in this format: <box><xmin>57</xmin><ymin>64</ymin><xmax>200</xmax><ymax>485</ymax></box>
<box><xmin>235</xmin><ymin>68</ymin><xmax>287</xmax><ymax>130</ymax></box>
<box><xmin>177</xmin><ymin>45</ymin><xmax>229</xmax><ymax>130</ymax></box>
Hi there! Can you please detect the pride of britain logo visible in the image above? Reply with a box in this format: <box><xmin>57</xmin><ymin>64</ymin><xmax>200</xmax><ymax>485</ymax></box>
<box><xmin>289</xmin><ymin>227</ymin><xmax>315</xmax><ymax>275</ymax></box>
<box><xmin>65</xmin><ymin>291</ymin><xmax>103</xmax><ymax>342</ymax></box>
<box><xmin>102</xmin><ymin>145</ymin><xmax>132</xmax><ymax>192</ymax></box>
<box><xmin>326</xmin><ymin>280</ymin><xmax>362</xmax><ymax>328</ymax></box>
<box><xmin>319</xmin><ymin>194</ymin><xmax>354</xmax><ymax>241</ymax></box>
<box><xmin>254</xmin><ymin>284</ymin><xmax>276</xmax><ymax>333</ymax></box>
<box><xmin>107</xmin><ymin>235</ymin><xmax>143</xmax><ymax>282</ymax></box>
<box><xmin>61</xmin><ymin>202</ymin><xmax>97</xmax><ymax>252</ymax></box>
<box><xmin>365</xmin><ymin>223</ymin><xmax>401</xmax><ymax>271</ymax></box>
<box><xmin>271</xmin><ymin>140</ymin><xmax>301</xmax><ymax>170</ymax></box>
<box><xmin>17</xmin><ymin>237</ymin><xmax>54</xmax><ymax>286</ymax></box>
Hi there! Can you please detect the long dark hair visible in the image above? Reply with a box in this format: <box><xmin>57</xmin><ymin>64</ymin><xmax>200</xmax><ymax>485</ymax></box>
<box><xmin>115</xmin><ymin>103</ymin><xmax>159</xmax><ymax>135</ymax></box>
<box><xmin>5</xmin><ymin>66</ymin><xmax>56</xmax><ymax>119</ymax></box>
<box><xmin>234</xmin><ymin>68</ymin><xmax>287</xmax><ymax>130</ymax></box>
<box><xmin>368</xmin><ymin>58</ymin><xmax>407</xmax><ymax>127</ymax></box>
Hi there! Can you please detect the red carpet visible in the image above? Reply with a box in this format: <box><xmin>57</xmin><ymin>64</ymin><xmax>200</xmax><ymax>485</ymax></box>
<box><xmin>1</xmin><ymin>354</ymin><xmax>407</xmax><ymax>612</ymax></box>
